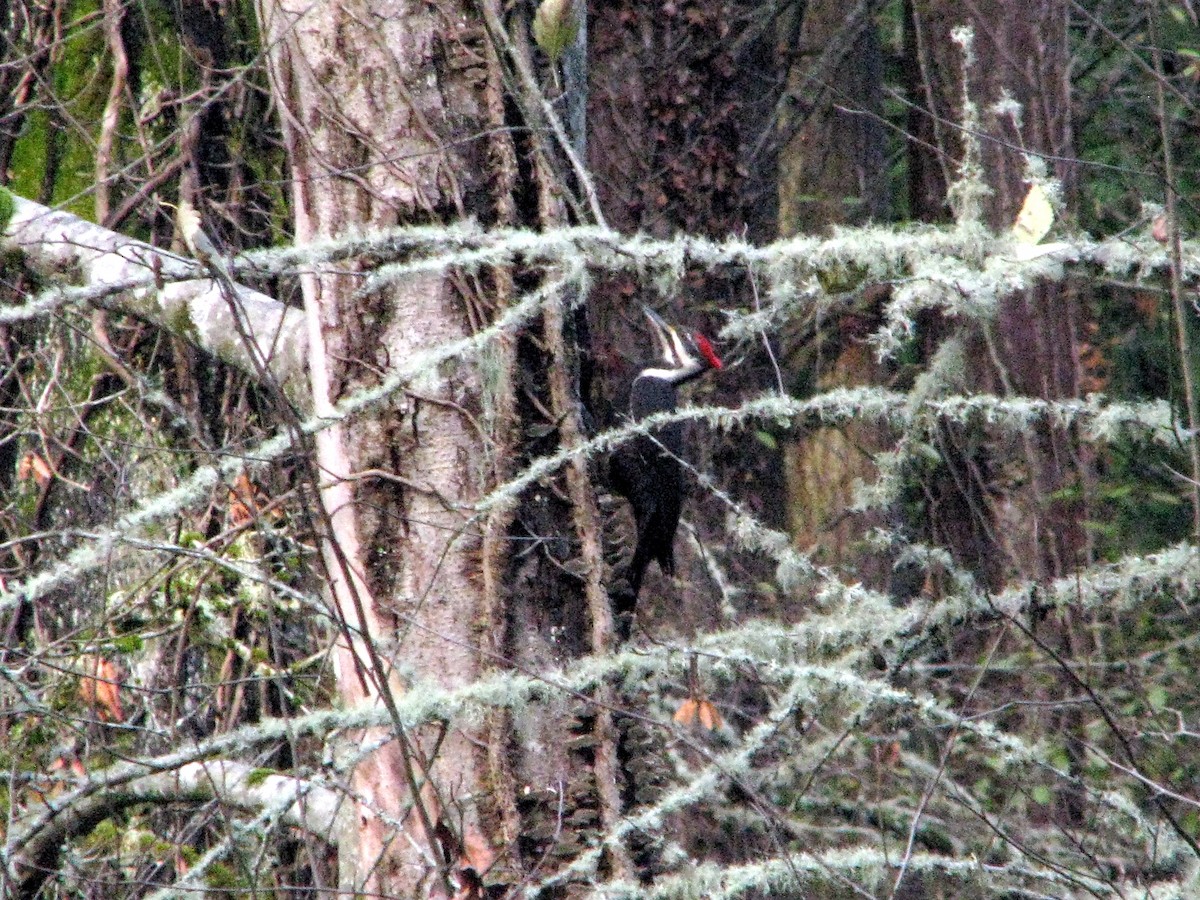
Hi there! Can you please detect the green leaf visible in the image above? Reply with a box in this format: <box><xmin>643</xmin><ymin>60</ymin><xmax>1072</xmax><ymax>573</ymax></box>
<box><xmin>754</xmin><ymin>429</ymin><xmax>778</xmax><ymax>451</ymax></box>
<box><xmin>533</xmin><ymin>0</ymin><xmax>578</xmax><ymax>63</ymax></box>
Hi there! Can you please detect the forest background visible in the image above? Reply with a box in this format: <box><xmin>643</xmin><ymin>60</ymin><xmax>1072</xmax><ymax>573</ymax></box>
<box><xmin>2</xmin><ymin>0</ymin><xmax>1200</xmax><ymax>897</ymax></box>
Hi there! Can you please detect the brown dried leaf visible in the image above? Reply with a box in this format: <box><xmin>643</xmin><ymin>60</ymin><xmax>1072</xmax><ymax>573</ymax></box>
<box><xmin>1152</xmin><ymin>213</ymin><xmax>1169</xmax><ymax>244</ymax></box>
<box><xmin>873</xmin><ymin>740</ymin><xmax>902</xmax><ymax>768</ymax></box>
<box><xmin>79</xmin><ymin>657</ymin><xmax>124</xmax><ymax>723</ymax></box>
<box><xmin>673</xmin><ymin>698</ymin><xmax>699</xmax><ymax>726</ymax></box>
<box><xmin>228</xmin><ymin>471</ymin><xmax>273</xmax><ymax>526</ymax></box>
<box><xmin>17</xmin><ymin>452</ymin><xmax>52</xmax><ymax>488</ymax></box>
<box><xmin>696</xmin><ymin>699</ymin><xmax>723</xmax><ymax>732</ymax></box>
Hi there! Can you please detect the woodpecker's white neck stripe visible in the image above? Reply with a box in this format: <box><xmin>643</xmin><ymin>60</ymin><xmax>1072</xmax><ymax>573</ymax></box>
<box><xmin>637</xmin><ymin>368</ymin><xmax>682</xmax><ymax>381</ymax></box>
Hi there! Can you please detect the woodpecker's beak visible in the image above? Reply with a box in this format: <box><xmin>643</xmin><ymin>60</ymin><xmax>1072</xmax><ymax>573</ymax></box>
<box><xmin>642</xmin><ymin>305</ymin><xmax>687</xmax><ymax>367</ymax></box>
<box><xmin>642</xmin><ymin>305</ymin><xmax>669</xmax><ymax>331</ymax></box>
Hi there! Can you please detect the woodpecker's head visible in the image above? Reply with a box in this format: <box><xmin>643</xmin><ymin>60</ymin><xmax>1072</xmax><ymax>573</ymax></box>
<box><xmin>640</xmin><ymin>305</ymin><xmax>723</xmax><ymax>384</ymax></box>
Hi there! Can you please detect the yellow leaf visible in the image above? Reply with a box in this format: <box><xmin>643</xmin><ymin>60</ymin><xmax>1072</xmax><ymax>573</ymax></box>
<box><xmin>1011</xmin><ymin>183</ymin><xmax>1054</xmax><ymax>245</ymax></box>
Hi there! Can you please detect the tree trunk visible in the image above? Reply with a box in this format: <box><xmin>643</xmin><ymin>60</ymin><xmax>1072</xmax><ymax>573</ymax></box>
<box><xmin>905</xmin><ymin>0</ymin><xmax>1083</xmax><ymax>585</ymax></box>
<box><xmin>256</xmin><ymin>2</ymin><xmax>508</xmax><ymax>892</ymax></box>
<box><xmin>905</xmin><ymin>0</ymin><xmax>1093</xmax><ymax>842</ymax></box>
<box><xmin>776</xmin><ymin>0</ymin><xmax>891</xmax><ymax>581</ymax></box>
<box><xmin>255</xmin><ymin>1</ymin><xmax>616</xmax><ymax>892</ymax></box>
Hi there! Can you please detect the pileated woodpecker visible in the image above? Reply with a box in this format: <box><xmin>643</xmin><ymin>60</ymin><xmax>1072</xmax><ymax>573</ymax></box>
<box><xmin>610</xmin><ymin>306</ymin><xmax>723</xmax><ymax>619</ymax></box>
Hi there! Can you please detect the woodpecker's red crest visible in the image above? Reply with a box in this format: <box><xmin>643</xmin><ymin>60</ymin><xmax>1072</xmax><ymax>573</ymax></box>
<box><xmin>692</xmin><ymin>332</ymin><xmax>723</xmax><ymax>371</ymax></box>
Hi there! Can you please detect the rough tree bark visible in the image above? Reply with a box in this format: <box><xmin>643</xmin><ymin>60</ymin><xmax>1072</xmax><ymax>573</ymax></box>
<box><xmin>906</xmin><ymin>0</ymin><xmax>1082</xmax><ymax>585</ymax></box>
<box><xmin>776</xmin><ymin>0</ymin><xmax>892</xmax><ymax>581</ymax></box>
<box><xmin>254</xmin><ymin>1</ymin><xmax>612</xmax><ymax>893</ymax></box>
<box><xmin>253</xmin><ymin>2</ymin><xmax>501</xmax><ymax>892</ymax></box>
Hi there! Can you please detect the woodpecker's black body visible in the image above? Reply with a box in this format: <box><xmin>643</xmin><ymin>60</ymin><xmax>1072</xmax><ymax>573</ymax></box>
<box><xmin>610</xmin><ymin>382</ymin><xmax>687</xmax><ymax>598</ymax></box>
<box><xmin>610</xmin><ymin>307</ymin><xmax>722</xmax><ymax>610</ymax></box>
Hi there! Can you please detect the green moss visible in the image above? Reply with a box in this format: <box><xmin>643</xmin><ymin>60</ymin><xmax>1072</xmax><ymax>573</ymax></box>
<box><xmin>131</xmin><ymin>829</ymin><xmax>174</xmax><ymax>856</ymax></box>
<box><xmin>112</xmin><ymin>633</ymin><xmax>144</xmax><ymax>653</ymax></box>
<box><xmin>245</xmin><ymin>767</ymin><xmax>275</xmax><ymax>787</ymax></box>
<box><xmin>7</xmin><ymin>109</ymin><xmax>51</xmax><ymax>202</ymax></box>
<box><xmin>204</xmin><ymin>862</ymin><xmax>243</xmax><ymax>890</ymax></box>
<box><xmin>0</xmin><ymin>188</ymin><xmax>14</xmax><ymax>233</ymax></box>
<box><xmin>167</xmin><ymin>301</ymin><xmax>199</xmax><ymax>341</ymax></box>
<box><xmin>5</xmin><ymin>1</ymin><xmax>104</xmax><ymax>216</ymax></box>
<box><xmin>86</xmin><ymin>819</ymin><xmax>121</xmax><ymax>847</ymax></box>
<box><xmin>7</xmin><ymin>0</ymin><xmax>215</xmax><ymax>223</ymax></box>
<box><xmin>51</xmin><ymin>0</ymin><xmax>105</xmax><ymax>218</ymax></box>
<box><xmin>816</xmin><ymin>261</ymin><xmax>868</xmax><ymax>294</ymax></box>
